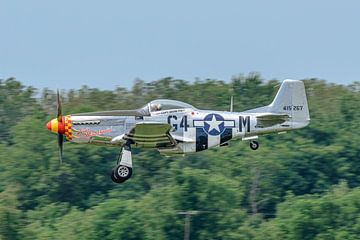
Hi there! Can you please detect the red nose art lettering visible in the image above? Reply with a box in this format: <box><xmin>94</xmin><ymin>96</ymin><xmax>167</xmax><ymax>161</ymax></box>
<box><xmin>75</xmin><ymin>128</ymin><xmax>112</xmax><ymax>137</ymax></box>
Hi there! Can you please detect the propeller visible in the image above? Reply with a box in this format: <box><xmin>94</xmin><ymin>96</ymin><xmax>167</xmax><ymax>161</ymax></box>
<box><xmin>46</xmin><ymin>89</ymin><xmax>66</xmax><ymax>164</ymax></box>
<box><xmin>58</xmin><ymin>133</ymin><xmax>64</xmax><ymax>164</ymax></box>
<box><xmin>56</xmin><ymin>89</ymin><xmax>64</xmax><ymax>164</ymax></box>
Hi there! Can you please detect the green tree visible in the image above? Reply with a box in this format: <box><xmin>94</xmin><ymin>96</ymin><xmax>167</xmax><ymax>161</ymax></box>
<box><xmin>0</xmin><ymin>185</ymin><xmax>22</xmax><ymax>240</ymax></box>
<box><xmin>0</xmin><ymin>78</ymin><xmax>38</xmax><ymax>143</ymax></box>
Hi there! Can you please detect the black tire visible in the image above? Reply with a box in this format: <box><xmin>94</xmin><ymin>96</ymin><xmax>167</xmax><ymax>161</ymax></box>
<box><xmin>250</xmin><ymin>140</ymin><xmax>259</xmax><ymax>150</ymax></box>
<box><xmin>111</xmin><ymin>168</ymin><xmax>125</xmax><ymax>183</ymax></box>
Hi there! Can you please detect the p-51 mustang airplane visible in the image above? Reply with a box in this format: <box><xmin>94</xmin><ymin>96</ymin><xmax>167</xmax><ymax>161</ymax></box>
<box><xmin>46</xmin><ymin>79</ymin><xmax>310</xmax><ymax>183</ymax></box>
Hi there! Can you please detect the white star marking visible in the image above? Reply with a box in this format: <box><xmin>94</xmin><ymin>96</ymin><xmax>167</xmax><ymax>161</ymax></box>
<box><xmin>205</xmin><ymin>115</ymin><xmax>223</xmax><ymax>133</ymax></box>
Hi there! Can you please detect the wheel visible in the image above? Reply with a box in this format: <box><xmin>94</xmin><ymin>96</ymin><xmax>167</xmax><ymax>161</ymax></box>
<box><xmin>112</xmin><ymin>165</ymin><xmax>133</xmax><ymax>183</ymax></box>
<box><xmin>111</xmin><ymin>168</ymin><xmax>125</xmax><ymax>183</ymax></box>
<box><xmin>116</xmin><ymin>165</ymin><xmax>132</xmax><ymax>179</ymax></box>
<box><xmin>250</xmin><ymin>140</ymin><xmax>259</xmax><ymax>150</ymax></box>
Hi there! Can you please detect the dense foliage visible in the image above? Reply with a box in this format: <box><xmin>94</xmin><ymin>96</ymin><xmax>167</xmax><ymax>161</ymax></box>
<box><xmin>0</xmin><ymin>75</ymin><xmax>359</xmax><ymax>239</ymax></box>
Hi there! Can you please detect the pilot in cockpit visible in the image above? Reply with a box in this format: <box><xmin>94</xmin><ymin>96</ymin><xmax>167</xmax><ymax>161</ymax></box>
<box><xmin>150</xmin><ymin>103</ymin><xmax>162</xmax><ymax>112</ymax></box>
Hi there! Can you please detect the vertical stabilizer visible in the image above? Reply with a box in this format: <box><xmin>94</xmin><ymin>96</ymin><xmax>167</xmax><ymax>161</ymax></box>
<box><xmin>269</xmin><ymin>79</ymin><xmax>310</xmax><ymax>127</ymax></box>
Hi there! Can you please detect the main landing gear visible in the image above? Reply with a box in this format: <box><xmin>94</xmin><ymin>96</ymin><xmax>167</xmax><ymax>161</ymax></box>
<box><xmin>249</xmin><ymin>140</ymin><xmax>259</xmax><ymax>150</ymax></box>
<box><xmin>111</xmin><ymin>141</ymin><xmax>133</xmax><ymax>183</ymax></box>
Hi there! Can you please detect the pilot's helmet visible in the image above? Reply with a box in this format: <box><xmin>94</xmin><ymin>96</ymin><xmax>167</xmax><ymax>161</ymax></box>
<box><xmin>151</xmin><ymin>103</ymin><xmax>162</xmax><ymax>111</ymax></box>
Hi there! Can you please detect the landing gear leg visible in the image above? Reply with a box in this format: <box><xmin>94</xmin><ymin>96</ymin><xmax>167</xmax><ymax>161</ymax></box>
<box><xmin>250</xmin><ymin>140</ymin><xmax>259</xmax><ymax>150</ymax></box>
<box><xmin>111</xmin><ymin>141</ymin><xmax>133</xmax><ymax>183</ymax></box>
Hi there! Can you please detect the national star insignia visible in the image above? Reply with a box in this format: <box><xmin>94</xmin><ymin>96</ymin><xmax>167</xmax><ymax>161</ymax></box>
<box><xmin>205</xmin><ymin>115</ymin><xmax>222</xmax><ymax>133</ymax></box>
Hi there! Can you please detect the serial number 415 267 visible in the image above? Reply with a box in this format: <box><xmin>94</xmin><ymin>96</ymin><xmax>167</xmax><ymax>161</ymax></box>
<box><xmin>283</xmin><ymin>105</ymin><xmax>303</xmax><ymax>111</ymax></box>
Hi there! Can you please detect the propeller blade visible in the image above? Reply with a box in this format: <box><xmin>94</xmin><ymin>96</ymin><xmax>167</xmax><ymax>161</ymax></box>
<box><xmin>57</xmin><ymin>89</ymin><xmax>63</xmax><ymax>123</ymax></box>
<box><xmin>58</xmin><ymin>133</ymin><xmax>64</xmax><ymax>164</ymax></box>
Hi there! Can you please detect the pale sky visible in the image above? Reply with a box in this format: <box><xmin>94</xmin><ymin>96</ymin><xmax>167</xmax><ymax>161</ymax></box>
<box><xmin>1</xmin><ymin>0</ymin><xmax>359</xmax><ymax>90</ymax></box>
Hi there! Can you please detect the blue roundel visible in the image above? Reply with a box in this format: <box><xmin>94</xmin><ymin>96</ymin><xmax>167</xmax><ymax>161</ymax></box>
<box><xmin>203</xmin><ymin>113</ymin><xmax>225</xmax><ymax>136</ymax></box>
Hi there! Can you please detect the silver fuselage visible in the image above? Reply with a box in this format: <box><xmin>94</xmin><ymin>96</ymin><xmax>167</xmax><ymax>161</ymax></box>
<box><xmin>68</xmin><ymin>108</ymin><xmax>308</xmax><ymax>154</ymax></box>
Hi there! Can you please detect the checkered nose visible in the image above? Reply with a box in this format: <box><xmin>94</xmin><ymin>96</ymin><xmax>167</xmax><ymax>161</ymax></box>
<box><xmin>46</xmin><ymin>117</ymin><xmax>66</xmax><ymax>134</ymax></box>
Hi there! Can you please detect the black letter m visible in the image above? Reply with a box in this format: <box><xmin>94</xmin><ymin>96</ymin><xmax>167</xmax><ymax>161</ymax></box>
<box><xmin>239</xmin><ymin>116</ymin><xmax>250</xmax><ymax>132</ymax></box>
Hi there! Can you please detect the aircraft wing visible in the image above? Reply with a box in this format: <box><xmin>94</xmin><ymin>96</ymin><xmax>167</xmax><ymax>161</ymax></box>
<box><xmin>256</xmin><ymin>113</ymin><xmax>290</xmax><ymax>128</ymax></box>
<box><xmin>124</xmin><ymin>122</ymin><xmax>177</xmax><ymax>148</ymax></box>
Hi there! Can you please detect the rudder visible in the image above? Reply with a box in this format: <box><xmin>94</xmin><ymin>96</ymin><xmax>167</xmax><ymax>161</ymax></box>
<box><xmin>269</xmin><ymin>79</ymin><xmax>310</xmax><ymax>128</ymax></box>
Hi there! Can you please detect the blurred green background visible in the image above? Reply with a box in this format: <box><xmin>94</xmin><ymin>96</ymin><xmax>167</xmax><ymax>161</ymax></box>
<box><xmin>1</xmin><ymin>74</ymin><xmax>360</xmax><ymax>239</ymax></box>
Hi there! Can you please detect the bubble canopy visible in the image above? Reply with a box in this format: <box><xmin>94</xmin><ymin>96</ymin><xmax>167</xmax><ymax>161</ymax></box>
<box><xmin>142</xmin><ymin>99</ymin><xmax>195</xmax><ymax>113</ymax></box>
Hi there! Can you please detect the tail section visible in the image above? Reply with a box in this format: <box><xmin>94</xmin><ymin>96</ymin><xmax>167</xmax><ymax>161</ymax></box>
<box><xmin>269</xmin><ymin>79</ymin><xmax>310</xmax><ymax>128</ymax></box>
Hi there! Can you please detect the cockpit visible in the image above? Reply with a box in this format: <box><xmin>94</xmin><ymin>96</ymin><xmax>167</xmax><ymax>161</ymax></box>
<box><xmin>140</xmin><ymin>99</ymin><xmax>195</xmax><ymax>115</ymax></box>
<box><xmin>74</xmin><ymin>99</ymin><xmax>195</xmax><ymax>117</ymax></box>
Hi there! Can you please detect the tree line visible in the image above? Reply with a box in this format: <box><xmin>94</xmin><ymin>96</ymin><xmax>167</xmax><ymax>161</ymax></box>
<box><xmin>0</xmin><ymin>75</ymin><xmax>360</xmax><ymax>239</ymax></box>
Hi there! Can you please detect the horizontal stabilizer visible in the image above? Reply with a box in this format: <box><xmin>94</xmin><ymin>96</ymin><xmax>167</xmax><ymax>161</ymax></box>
<box><xmin>256</xmin><ymin>113</ymin><xmax>290</xmax><ymax>128</ymax></box>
